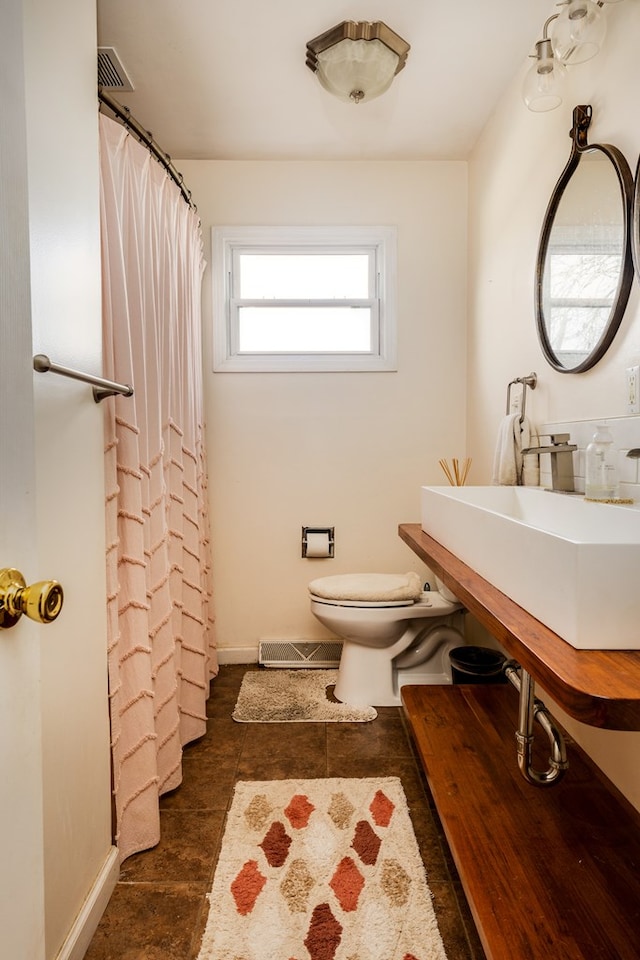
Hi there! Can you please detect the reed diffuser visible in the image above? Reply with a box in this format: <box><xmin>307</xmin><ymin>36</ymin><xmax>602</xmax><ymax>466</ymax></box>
<box><xmin>438</xmin><ymin>457</ymin><xmax>472</xmax><ymax>486</ymax></box>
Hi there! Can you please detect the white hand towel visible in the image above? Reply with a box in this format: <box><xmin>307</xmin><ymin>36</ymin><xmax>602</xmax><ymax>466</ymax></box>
<box><xmin>492</xmin><ymin>415</ymin><xmax>536</xmax><ymax>486</ymax></box>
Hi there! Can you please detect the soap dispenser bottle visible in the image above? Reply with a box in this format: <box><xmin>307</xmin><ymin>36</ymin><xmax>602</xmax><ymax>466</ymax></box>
<box><xmin>585</xmin><ymin>425</ymin><xmax>619</xmax><ymax>500</ymax></box>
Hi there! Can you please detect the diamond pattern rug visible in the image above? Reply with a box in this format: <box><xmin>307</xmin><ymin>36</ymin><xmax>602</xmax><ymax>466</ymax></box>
<box><xmin>196</xmin><ymin>777</ymin><xmax>448</xmax><ymax>960</ymax></box>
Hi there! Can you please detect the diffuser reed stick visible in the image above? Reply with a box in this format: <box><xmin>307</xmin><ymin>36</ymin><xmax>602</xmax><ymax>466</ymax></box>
<box><xmin>439</xmin><ymin>457</ymin><xmax>472</xmax><ymax>486</ymax></box>
<box><xmin>439</xmin><ymin>458</ymin><xmax>455</xmax><ymax>485</ymax></box>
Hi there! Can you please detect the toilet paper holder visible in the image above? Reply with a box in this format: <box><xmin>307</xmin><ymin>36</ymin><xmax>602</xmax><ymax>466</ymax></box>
<box><xmin>301</xmin><ymin>526</ymin><xmax>335</xmax><ymax>558</ymax></box>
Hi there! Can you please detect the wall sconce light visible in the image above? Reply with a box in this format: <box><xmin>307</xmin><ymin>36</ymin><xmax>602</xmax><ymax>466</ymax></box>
<box><xmin>306</xmin><ymin>21</ymin><xmax>410</xmax><ymax>104</ymax></box>
<box><xmin>522</xmin><ymin>16</ymin><xmax>567</xmax><ymax>113</ymax></box>
<box><xmin>523</xmin><ymin>0</ymin><xmax>624</xmax><ymax>113</ymax></box>
<box><xmin>551</xmin><ymin>0</ymin><xmax>606</xmax><ymax>65</ymax></box>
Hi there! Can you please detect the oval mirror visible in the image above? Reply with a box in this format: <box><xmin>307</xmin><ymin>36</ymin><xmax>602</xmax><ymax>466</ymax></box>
<box><xmin>632</xmin><ymin>154</ymin><xmax>640</xmax><ymax>281</ymax></box>
<box><xmin>535</xmin><ymin>105</ymin><xmax>634</xmax><ymax>373</ymax></box>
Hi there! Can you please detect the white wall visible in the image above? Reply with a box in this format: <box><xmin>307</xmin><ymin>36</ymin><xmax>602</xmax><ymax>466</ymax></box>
<box><xmin>178</xmin><ymin>160</ymin><xmax>467</xmax><ymax>658</ymax></box>
<box><xmin>468</xmin><ymin>1</ymin><xmax>640</xmax><ymax>811</ymax></box>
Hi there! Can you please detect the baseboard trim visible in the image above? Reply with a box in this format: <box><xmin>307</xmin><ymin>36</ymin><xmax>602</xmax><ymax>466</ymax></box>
<box><xmin>55</xmin><ymin>845</ymin><xmax>119</xmax><ymax>960</ymax></box>
<box><xmin>216</xmin><ymin>646</ymin><xmax>258</xmax><ymax>665</ymax></box>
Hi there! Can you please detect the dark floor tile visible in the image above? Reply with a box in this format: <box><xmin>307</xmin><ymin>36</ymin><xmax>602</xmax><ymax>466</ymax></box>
<box><xmin>454</xmin><ymin>880</ymin><xmax>488</xmax><ymax>959</ymax></box>
<box><xmin>326</xmin><ymin>755</ymin><xmax>426</xmax><ymax>801</ymax></box>
<box><xmin>160</xmin><ymin>756</ymin><xmax>238</xmax><ymax>810</ymax></box>
<box><xmin>84</xmin><ymin>882</ymin><xmax>207</xmax><ymax>960</ymax></box>
<box><xmin>210</xmin><ymin>662</ymin><xmax>251</xmax><ymax>687</ymax></box>
<box><xmin>206</xmin><ymin>663</ymin><xmax>251</xmax><ymax>703</ymax></box>
<box><xmin>205</xmin><ymin>684</ymin><xmax>241</xmax><ymax>718</ymax></box>
<box><xmin>428</xmin><ymin>881</ymin><xmax>477</xmax><ymax>960</ymax></box>
<box><xmin>119</xmin><ymin>809</ymin><xmax>226</xmax><ymax>882</ymax></box>
<box><xmin>206</xmin><ymin>670</ymin><xmax>247</xmax><ymax>715</ymax></box>
<box><xmin>235</xmin><ymin>753</ymin><xmax>327</xmax><ymax>781</ymax></box>
<box><xmin>239</xmin><ymin>719</ymin><xmax>327</xmax><ymax>758</ymax></box>
<box><xmin>326</xmin><ymin>715</ymin><xmax>413</xmax><ymax>758</ymax></box>
<box><xmin>404</xmin><ymin>800</ymin><xmax>451</xmax><ymax>883</ymax></box>
<box><xmin>185</xmin><ymin>713</ymin><xmax>246</xmax><ymax>758</ymax></box>
<box><xmin>188</xmin><ymin>896</ymin><xmax>215</xmax><ymax>960</ymax></box>
<box><xmin>422</xmin><ymin>790</ymin><xmax>460</xmax><ymax>880</ymax></box>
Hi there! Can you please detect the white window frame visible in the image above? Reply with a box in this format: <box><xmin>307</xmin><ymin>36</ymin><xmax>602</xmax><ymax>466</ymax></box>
<box><xmin>542</xmin><ymin>224</ymin><xmax>623</xmax><ymax>366</ymax></box>
<box><xmin>212</xmin><ymin>225</ymin><xmax>397</xmax><ymax>372</ymax></box>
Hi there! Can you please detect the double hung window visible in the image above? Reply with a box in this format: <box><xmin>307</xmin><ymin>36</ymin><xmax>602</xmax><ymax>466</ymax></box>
<box><xmin>212</xmin><ymin>226</ymin><xmax>397</xmax><ymax>372</ymax></box>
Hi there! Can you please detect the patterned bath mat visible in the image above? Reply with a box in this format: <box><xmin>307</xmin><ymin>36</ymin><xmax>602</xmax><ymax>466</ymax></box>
<box><xmin>232</xmin><ymin>669</ymin><xmax>377</xmax><ymax>722</ymax></box>
<box><xmin>196</xmin><ymin>777</ymin><xmax>447</xmax><ymax>960</ymax></box>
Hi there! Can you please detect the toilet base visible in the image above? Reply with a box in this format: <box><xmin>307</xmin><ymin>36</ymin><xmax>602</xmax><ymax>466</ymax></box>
<box><xmin>334</xmin><ymin>643</ymin><xmax>399</xmax><ymax>707</ymax></box>
<box><xmin>334</xmin><ymin>624</ymin><xmax>463</xmax><ymax>707</ymax></box>
<box><xmin>333</xmin><ymin>633</ymin><xmax>458</xmax><ymax>708</ymax></box>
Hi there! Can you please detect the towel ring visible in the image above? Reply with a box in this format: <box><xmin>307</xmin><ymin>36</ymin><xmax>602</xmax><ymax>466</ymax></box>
<box><xmin>506</xmin><ymin>373</ymin><xmax>537</xmax><ymax>423</ymax></box>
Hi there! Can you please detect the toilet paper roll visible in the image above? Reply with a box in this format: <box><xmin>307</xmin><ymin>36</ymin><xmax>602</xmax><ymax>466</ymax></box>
<box><xmin>305</xmin><ymin>532</ymin><xmax>331</xmax><ymax>558</ymax></box>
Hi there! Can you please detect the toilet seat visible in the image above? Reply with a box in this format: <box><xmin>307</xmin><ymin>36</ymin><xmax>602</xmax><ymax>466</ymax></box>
<box><xmin>309</xmin><ymin>594</ymin><xmax>415</xmax><ymax>608</ymax></box>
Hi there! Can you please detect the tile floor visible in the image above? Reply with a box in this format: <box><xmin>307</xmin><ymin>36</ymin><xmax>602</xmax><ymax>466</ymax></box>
<box><xmin>85</xmin><ymin>665</ymin><xmax>486</xmax><ymax>959</ymax></box>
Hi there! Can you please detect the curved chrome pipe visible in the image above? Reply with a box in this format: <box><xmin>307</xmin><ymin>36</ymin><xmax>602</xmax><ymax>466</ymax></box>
<box><xmin>504</xmin><ymin>661</ymin><xmax>568</xmax><ymax>786</ymax></box>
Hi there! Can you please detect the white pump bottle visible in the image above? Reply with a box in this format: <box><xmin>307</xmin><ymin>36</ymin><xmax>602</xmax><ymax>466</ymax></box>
<box><xmin>585</xmin><ymin>425</ymin><xmax>619</xmax><ymax>500</ymax></box>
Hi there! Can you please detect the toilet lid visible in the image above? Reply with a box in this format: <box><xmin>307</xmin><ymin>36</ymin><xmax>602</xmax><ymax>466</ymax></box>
<box><xmin>308</xmin><ymin>572</ymin><xmax>422</xmax><ymax>604</ymax></box>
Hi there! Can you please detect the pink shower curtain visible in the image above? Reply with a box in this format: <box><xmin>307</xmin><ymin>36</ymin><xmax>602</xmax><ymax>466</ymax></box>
<box><xmin>99</xmin><ymin>114</ymin><xmax>217</xmax><ymax>862</ymax></box>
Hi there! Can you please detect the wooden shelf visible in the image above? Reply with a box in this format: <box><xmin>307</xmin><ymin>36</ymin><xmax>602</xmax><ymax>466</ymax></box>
<box><xmin>402</xmin><ymin>684</ymin><xmax>640</xmax><ymax>960</ymax></box>
<box><xmin>399</xmin><ymin>523</ymin><xmax>640</xmax><ymax>730</ymax></box>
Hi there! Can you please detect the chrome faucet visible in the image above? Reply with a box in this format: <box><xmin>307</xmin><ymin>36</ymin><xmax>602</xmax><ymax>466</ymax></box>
<box><xmin>521</xmin><ymin>433</ymin><xmax>577</xmax><ymax>493</ymax></box>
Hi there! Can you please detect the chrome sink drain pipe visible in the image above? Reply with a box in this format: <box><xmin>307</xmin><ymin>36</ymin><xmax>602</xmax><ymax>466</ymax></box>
<box><xmin>503</xmin><ymin>661</ymin><xmax>569</xmax><ymax>786</ymax></box>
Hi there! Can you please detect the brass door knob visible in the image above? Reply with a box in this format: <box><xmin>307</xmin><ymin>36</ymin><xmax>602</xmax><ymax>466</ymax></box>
<box><xmin>0</xmin><ymin>568</ymin><xmax>64</xmax><ymax>629</ymax></box>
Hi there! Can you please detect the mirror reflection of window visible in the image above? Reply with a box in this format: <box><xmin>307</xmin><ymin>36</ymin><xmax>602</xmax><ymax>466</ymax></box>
<box><xmin>543</xmin><ymin>226</ymin><xmax>623</xmax><ymax>368</ymax></box>
<box><xmin>541</xmin><ymin>149</ymin><xmax>625</xmax><ymax>369</ymax></box>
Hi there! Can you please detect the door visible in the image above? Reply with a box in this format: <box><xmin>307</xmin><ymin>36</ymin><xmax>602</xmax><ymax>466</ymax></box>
<box><xmin>1</xmin><ymin>1</ymin><xmax>113</xmax><ymax>956</ymax></box>
<box><xmin>0</xmin><ymin>5</ymin><xmax>47</xmax><ymax>956</ymax></box>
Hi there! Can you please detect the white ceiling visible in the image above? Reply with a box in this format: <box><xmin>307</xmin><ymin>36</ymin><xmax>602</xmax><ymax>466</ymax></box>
<box><xmin>97</xmin><ymin>0</ymin><xmax>555</xmax><ymax>161</ymax></box>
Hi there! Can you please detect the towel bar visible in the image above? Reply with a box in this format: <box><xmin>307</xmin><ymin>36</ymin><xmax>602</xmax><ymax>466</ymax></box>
<box><xmin>33</xmin><ymin>354</ymin><xmax>134</xmax><ymax>403</ymax></box>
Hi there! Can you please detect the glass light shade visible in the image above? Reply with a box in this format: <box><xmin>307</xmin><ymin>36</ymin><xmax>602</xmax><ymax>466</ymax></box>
<box><xmin>551</xmin><ymin>0</ymin><xmax>606</xmax><ymax>65</ymax></box>
<box><xmin>315</xmin><ymin>39</ymin><xmax>400</xmax><ymax>103</ymax></box>
<box><xmin>522</xmin><ymin>42</ymin><xmax>567</xmax><ymax>112</ymax></box>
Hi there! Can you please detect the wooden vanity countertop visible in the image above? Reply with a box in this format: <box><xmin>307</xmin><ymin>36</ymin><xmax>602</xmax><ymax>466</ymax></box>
<box><xmin>399</xmin><ymin>522</ymin><xmax>640</xmax><ymax>730</ymax></box>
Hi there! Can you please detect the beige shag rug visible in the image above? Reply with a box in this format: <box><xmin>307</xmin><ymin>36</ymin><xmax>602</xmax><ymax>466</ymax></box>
<box><xmin>196</xmin><ymin>777</ymin><xmax>448</xmax><ymax>960</ymax></box>
<box><xmin>232</xmin><ymin>669</ymin><xmax>377</xmax><ymax>723</ymax></box>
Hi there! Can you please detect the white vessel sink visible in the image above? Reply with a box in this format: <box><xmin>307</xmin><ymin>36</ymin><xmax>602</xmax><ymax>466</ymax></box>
<box><xmin>420</xmin><ymin>485</ymin><xmax>640</xmax><ymax>650</ymax></box>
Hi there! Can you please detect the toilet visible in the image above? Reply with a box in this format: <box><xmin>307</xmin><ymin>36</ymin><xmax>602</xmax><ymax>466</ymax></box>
<box><xmin>309</xmin><ymin>572</ymin><xmax>464</xmax><ymax>707</ymax></box>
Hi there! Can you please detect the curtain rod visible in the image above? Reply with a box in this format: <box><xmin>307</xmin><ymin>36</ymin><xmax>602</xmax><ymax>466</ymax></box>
<box><xmin>98</xmin><ymin>88</ymin><xmax>196</xmax><ymax>211</ymax></box>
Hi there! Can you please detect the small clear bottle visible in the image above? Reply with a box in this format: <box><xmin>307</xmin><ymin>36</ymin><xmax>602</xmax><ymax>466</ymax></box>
<box><xmin>585</xmin><ymin>425</ymin><xmax>619</xmax><ymax>500</ymax></box>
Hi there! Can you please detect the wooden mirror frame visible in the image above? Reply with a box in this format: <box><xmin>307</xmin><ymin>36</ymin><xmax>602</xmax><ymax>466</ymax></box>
<box><xmin>535</xmin><ymin>104</ymin><xmax>634</xmax><ymax>374</ymax></box>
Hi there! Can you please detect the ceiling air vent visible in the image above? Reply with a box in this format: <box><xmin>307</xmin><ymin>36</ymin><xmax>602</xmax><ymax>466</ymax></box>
<box><xmin>97</xmin><ymin>47</ymin><xmax>134</xmax><ymax>92</ymax></box>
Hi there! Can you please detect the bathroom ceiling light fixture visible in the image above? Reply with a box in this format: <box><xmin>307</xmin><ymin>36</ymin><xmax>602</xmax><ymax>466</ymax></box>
<box><xmin>522</xmin><ymin>16</ymin><xmax>567</xmax><ymax>113</ymax></box>
<box><xmin>305</xmin><ymin>20</ymin><xmax>410</xmax><ymax>104</ymax></box>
